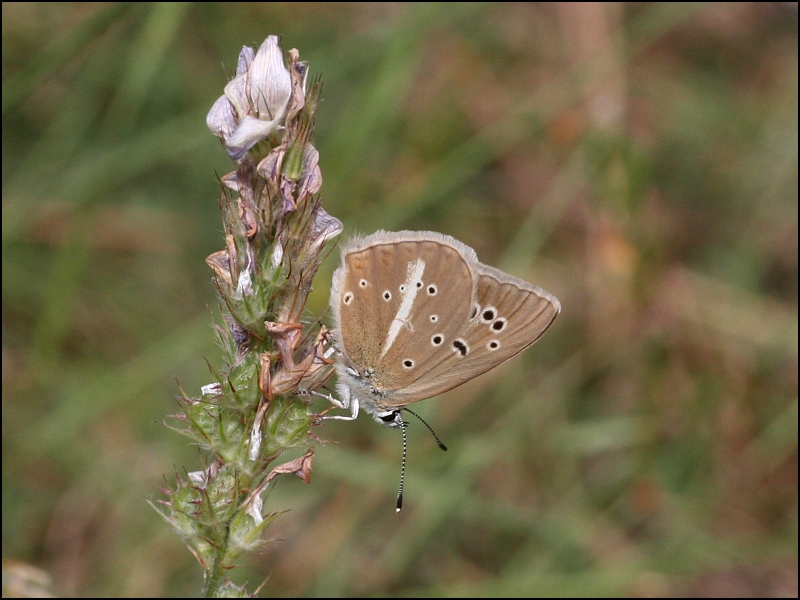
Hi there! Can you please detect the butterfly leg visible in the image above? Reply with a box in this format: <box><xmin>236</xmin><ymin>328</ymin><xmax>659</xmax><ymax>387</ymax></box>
<box><xmin>324</xmin><ymin>384</ymin><xmax>360</xmax><ymax>420</ymax></box>
<box><xmin>300</xmin><ymin>386</ymin><xmax>360</xmax><ymax>421</ymax></box>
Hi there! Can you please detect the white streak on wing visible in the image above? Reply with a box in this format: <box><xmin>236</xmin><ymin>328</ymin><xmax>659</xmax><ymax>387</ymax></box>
<box><xmin>380</xmin><ymin>258</ymin><xmax>425</xmax><ymax>358</ymax></box>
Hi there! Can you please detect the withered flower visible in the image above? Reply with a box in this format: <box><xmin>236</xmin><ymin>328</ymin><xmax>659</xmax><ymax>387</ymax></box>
<box><xmin>157</xmin><ymin>35</ymin><xmax>340</xmax><ymax>597</ymax></box>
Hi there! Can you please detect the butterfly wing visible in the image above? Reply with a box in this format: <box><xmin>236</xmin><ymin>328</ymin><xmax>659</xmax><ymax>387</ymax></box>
<box><xmin>393</xmin><ymin>263</ymin><xmax>560</xmax><ymax>403</ymax></box>
<box><xmin>332</xmin><ymin>238</ymin><xmax>408</xmax><ymax>371</ymax></box>
<box><xmin>338</xmin><ymin>232</ymin><xmax>560</xmax><ymax>409</ymax></box>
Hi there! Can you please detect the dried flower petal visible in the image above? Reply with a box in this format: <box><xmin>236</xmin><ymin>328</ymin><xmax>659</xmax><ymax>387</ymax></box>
<box><xmin>257</xmin><ymin>146</ymin><xmax>284</xmax><ymax>183</ymax></box>
<box><xmin>265</xmin><ymin>448</ymin><xmax>314</xmax><ymax>485</ymax></box>
<box><xmin>258</xmin><ymin>353</ymin><xmax>272</xmax><ymax>399</ymax></box>
<box><xmin>248</xmin><ymin>397</ymin><xmax>270</xmax><ymax>461</ymax></box>
<box><xmin>280</xmin><ymin>178</ymin><xmax>298</xmax><ymax>213</ymax></box>
<box><xmin>286</xmin><ymin>50</ymin><xmax>308</xmax><ymax>120</ymax></box>
<box><xmin>264</xmin><ymin>321</ymin><xmax>303</xmax><ymax>367</ymax></box>
<box><xmin>227</xmin><ymin>317</ymin><xmax>249</xmax><ymax>346</ymax></box>
<box><xmin>308</xmin><ymin>207</ymin><xmax>343</xmax><ymax>253</ymax></box>
<box><xmin>205</xmin><ymin>250</ymin><xmax>233</xmax><ymax>288</ymax></box>
<box><xmin>220</xmin><ymin>171</ymin><xmax>239</xmax><ymax>191</ymax></box>
<box><xmin>235</xmin><ymin>269</ymin><xmax>252</xmax><ymax>298</ymax></box>
<box><xmin>267</xmin><ymin>326</ymin><xmax>334</xmax><ymax>396</ymax></box>
<box><xmin>245</xmin><ymin>490</ymin><xmax>264</xmax><ymax>525</ymax></box>
<box><xmin>224</xmin><ymin>235</ymin><xmax>239</xmax><ymax>281</ymax></box>
<box><xmin>298</xmin><ymin>144</ymin><xmax>323</xmax><ymax>197</ymax></box>
<box><xmin>238</xmin><ymin>198</ymin><xmax>258</xmax><ymax>238</ymax></box>
<box><xmin>270</xmin><ymin>241</ymin><xmax>284</xmax><ymax>268</ymax></box>
<box><xmin>244</xmin><ymin>448</ymin><xmax>313</xmax><ymax>528</ymax></box>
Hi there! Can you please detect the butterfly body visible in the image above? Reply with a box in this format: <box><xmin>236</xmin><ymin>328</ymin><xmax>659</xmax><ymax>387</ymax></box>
<box><xmin>330</xmin><ymin>230</ymin><xmax>560</xmax><ymax>426</ymax></box>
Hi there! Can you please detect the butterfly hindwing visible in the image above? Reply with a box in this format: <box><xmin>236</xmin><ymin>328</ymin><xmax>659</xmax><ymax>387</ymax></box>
<box><xmin>380</xmin><ymin>259</ymin><xmax>559</xmax><ymax>407</ymax></box>
<box><xmin>425</xmin><ymin>266</ymin><xmax>559</xmax><ymax>394</ymax></box>
<box><xmin>334</xmin><ymin>242</ymin><xmax>403</xmax><ymax>370</ymax></box>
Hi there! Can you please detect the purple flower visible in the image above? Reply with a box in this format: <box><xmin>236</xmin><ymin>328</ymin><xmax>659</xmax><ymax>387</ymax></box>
<box><xmin>207</xmin><ymin>36</ymin><xmax>293</xmax><ymax>160</ymax></box>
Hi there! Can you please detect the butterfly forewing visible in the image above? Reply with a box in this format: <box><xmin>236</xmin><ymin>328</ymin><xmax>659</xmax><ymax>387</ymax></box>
<box><xmin>337</xmin><ymin>244</ymin><xmax>405</xmax><ymax>369</ymax></box>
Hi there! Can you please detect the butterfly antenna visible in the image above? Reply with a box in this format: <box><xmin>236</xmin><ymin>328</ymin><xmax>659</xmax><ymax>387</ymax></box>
<box><xmin>396</xmin><ymin>411</ymin><xmax>407</xmax><ymax>512</ymax></box>
<box><xmin>402</xmin><ymin>408</ymin><xmax>448</xmax><ymax>451</ymax></box>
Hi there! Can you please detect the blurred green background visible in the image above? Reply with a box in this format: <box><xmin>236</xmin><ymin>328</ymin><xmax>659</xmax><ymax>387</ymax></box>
<box><xmin>3</xmin><ymin>3</ymin><xmax>797</xmax><ymax>597</ymax></box>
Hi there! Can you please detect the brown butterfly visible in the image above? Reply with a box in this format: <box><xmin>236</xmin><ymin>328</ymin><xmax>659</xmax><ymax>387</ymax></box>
<box><xmin>328</xmin><ymin>230</ymin><xmax>560</xmax><ymax>427</ymax></box>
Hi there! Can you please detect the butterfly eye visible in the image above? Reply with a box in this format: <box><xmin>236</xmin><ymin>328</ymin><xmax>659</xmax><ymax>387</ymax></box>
<box><xmin>481</xmin><ymin>307</ymin><xmax>497</xmax><ymax>323</ymax></box>
<box><xmin>429</xmin><ymin>314</ymin><xmax>439</xmax><ymax>323</ymax></box>
<box><xmin>431</xmin><ymin>334</ymin><xmax>444</xmax><ymax>346</ymax></box>
<box><xmin>383</xmin><ymin>290</ymin><xmax>392</xmax><ymax>301</ymax></box>
<box><xmin>343</xmin><ymin>292</ymin><xmax>354</xmax><ymax>305</ymax></box>
<box><xmin>402</xmin><ymin>359</ymin><xmax>414</xmax><ymax>369</ymax></box>
<box><xmin>427</xmin><ymin>284</ymin><xmax>438</xmax><ymax>295</ymax></box>
<box><xmin>359</xmin><ymin>279</ymin><xmax>368</xmax><ymax>288</ymax></box>
<box><xmin>379</xmin><ymin>411</ymin><xmax>400</xmax><ymax>424</ymax></box>
<box><xmin>487</xmin><ymin>340</ymin><xmax>500</xmax><ymax>351</ymax></box>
